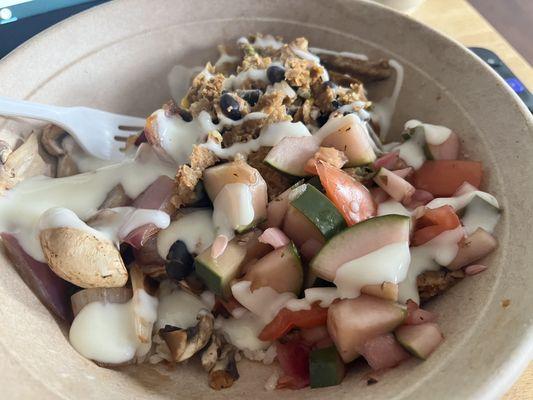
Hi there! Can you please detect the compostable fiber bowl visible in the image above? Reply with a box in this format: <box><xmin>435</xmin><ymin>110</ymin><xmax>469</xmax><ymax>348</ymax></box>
<box><xmin>0</xmin><ymin>0</ymin><xmax>532</xmax><ymax>399</ymax></box>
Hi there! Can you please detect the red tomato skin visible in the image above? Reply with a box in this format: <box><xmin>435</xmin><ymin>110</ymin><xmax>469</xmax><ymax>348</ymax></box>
<box><xmin>412</xmin><ymin>205</ymin><xmax>461</xmax><ymax>246</ymax></box>
<box><xmin>259</xmin><ymin>304</ymin><xmax>328</xmax><ymax>342</ymax></box>
<box><xmin>413</xmin><ymin>160</ymin><xmax>482</xmax><ymax>197</ymax></box>
<box><xmin>316</xmin><ymin>160</ymin><xmax>376</xmax><ymax>226</ymax></box>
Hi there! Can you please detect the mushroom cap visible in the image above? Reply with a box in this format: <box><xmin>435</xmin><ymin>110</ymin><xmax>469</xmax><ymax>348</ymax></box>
<box><xmin>40</xmin><ymin>227</ymin><xmax>128</xmax><ymax>288</ymax></box>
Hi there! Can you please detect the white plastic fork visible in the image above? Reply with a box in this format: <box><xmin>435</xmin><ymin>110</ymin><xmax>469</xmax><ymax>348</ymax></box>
<box><xmin>0</xmin><ymin>96</ymin><xmax>147</xmax><ymax>160</ymax></box>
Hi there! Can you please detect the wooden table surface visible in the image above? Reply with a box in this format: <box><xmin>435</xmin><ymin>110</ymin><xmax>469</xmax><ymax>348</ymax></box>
<box><xmin>411</xmin><ymin>1</ymin><xmax>533</xmax><ymax>398</ymax></box>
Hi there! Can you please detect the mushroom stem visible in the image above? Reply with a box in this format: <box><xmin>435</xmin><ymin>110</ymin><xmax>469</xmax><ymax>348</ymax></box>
<box><xmin>159</xmin><ymin>310</ymin><xmax>214</xmax><ymax>362</ymax></box>
<box><xmin>208</xmin><ymin>345</ymin><xmax>240</xmax><ymax>390</ymax></box>
<box><xmin>201</xmin><ymin>333</ymin><xmax>222</xmax><ymax>372</ymax></box>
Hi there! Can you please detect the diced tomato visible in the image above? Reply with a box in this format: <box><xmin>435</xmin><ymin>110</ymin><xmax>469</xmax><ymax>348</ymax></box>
<box><xmin>412</xmin><ymin>205</ymin><xmax>461</xmax><ymax>246</ymax></box>
<box><xmin>315</xmin><ymin>160</ymin><xmax>376</xmax><ymax>226</ymax></box>
<box><xmin>413</xmin><ymin>160</ymin><xmax>482</xmax><ymax>197</ymax></box>
<box><xmin>276</xmin><ymin>340</ymin><xmax>311</xmax><ymax>389</ymax></box>
<box><xmin>259</xmin><ymin>304</ymin><xmax>328</xmax><ymax>342</ymax></box>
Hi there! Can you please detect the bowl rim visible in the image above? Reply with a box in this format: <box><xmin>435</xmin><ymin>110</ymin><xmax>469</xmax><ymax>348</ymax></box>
<box><xmin>0</xmin><ymin>0</ymin><xmax>531</xmax><ymax>399</ymax></box>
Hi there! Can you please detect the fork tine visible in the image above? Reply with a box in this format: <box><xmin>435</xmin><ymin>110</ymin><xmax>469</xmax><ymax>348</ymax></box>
<box><xmin>115</xmin><ymin>115</ymin><xmax>147</xmax><ymax>128</ymax></box>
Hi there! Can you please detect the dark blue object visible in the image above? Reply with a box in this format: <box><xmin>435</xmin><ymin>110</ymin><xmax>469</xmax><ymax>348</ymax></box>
<box><xmin>0</xmin><ymin>0</ymin><xmax>109</xmax><ymax>59</ymax></box>
<box><xmin>469</xmin><ymin>47</ymin><xmax>532</xmax><ymax>113</ymax></box>
<box><xmin>505</xmin><ymin>77</ymin><xmax>526</xmax><ymax>94</ymax></box>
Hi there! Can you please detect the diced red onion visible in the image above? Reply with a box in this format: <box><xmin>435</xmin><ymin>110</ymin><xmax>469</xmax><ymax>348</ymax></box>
<box><xmin>360</xmin><ymin>333</ymin><xmax>410</xmax><ymax>370</ymax></box>
<box><xmin>258</xmin><ymin>228</ymin><xmax>290</xmax><ymax>249</ymax></box>
<box><xmin>211</xmin><ymin>235</ymin><xmax>229</xmax><ymax>259</ymax></box>
<box><xmin>373</xmin><ymin>152</ymin><xmax>400</xmax><ymax>170</ymax></box>
<box><xmin>464</xmin><ymin>264</ymin><xmax>488</xmax><ymax>276</ymax></box>
<box><xmin>123</xmin><ymin>176</ymin><xmax>175</xmax><ymax>248</ymax></box>
<box><xmin>1</xmin><ymin>233</ymin><xmax>73</xmax><ymax>322</ymax></box>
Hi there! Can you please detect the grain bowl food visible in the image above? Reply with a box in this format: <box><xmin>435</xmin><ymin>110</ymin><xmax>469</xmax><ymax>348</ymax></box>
<box><xmin>0</xmin><ymin>34</ymin><xmax>500</xmax><ymax>390</ymax></box>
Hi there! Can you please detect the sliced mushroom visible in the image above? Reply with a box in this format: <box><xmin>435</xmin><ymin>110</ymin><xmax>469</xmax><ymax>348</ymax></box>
<box><xmin>208</xmin><ymin>345</ymin><xmax>240</xmax><ymax>390</ymax></box>
<box><xmin>0</xmin><ymin>133</ymin><xmax>49</xmax><ymax>191</ymax></box>
<box><xmin>98</xmin><ymin>184</ymin><xmax>132</xmax><ymax>209</ymax></box>
<box><xmin>71</xmin><ymin>287</ymin><xmax>133</xmax><ymax>316</ymax></box>
<box><xmin>201</xmin><ymin>333</ymin><xmax>222</xmax><ymax>372</ymax></box>
<box><xmin>130</xmin><ymin>264</ymin><xmax>158</xmax><ymax>343</ymax></box>
<box><xmin>56</xmin><ymin>154</ymin><xmax>79</xmax><ymax>178</ymax></box>
<box><xmin>0</xmin><ymin>140</ymin><xmax>12</xmax><ymax>164</ymax></box>
<box><xmin>139</xmin><ymin>264</ymin><xmax>167</xmax><ymax>280</ymax></box>
<box><xmin>159</xmin><ymin>325</ymin><xmax>188</xmax><ymax>360</ymax></box>
<box><xmin>40</xmin><ymin>227</ymin><xmax>128</xmax><ymax>288</ymax></box>
<box><xmin>41</xmin><ymin>125</ymin><xmax>67</xmax><ymax>156</ymax></box>
<box><xmin>159</xmin><ymin>310</ymin><xmax>214</xmax><ymax>362</ymax></box>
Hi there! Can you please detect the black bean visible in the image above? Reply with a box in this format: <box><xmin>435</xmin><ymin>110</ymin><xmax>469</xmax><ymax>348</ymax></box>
<box><xmin>238</xmin><ymin>89</ymin><xmax>262</xmax><ymax>107</ymax></box>
<box><xmin>331</xmin><ymin>100</ymin><xmax>341</xmax><ymax>110</ymax></box>
<box><xmin>267</xmin><ymin>65</ymin><xmax>285</xmax><ymax>83</ymax></box>
<box><xmin>219</xmin><ymin>93</ymin><xmax>242</xmax><ymax>120</ymax></box>
<box><xmin>316</xmin><ymin>113</ymin><xmax>330</xmax><ymax>127</ymax></box>
<box><xmin>165</xmin><ymin>240</ymin><xmax>194</xmax><ymax>280</ymax></box>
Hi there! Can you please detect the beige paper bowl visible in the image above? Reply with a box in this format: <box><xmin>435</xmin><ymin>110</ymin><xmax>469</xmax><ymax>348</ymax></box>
<box><xmin>0</xmin><ymin>0</ymin><xmax>532</xmax><ymax>398</ymax></box>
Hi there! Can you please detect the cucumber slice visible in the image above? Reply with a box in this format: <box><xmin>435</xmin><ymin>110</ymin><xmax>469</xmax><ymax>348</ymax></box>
<box><xmin>194</xmin><ymin>230</ymin><xmax>270</xmax><ymax>299</ymax></box>
<box><xmin>461</xmin><ymin>194</ymin><xmax>501</xmax><ymax>235</ymax></box>
<box><xmin>309</xmin><ymin>346</ymin><xmax>345</xmax><ymax>388</ymax></box>
<box><xmin>395</xmin><ymin>323</ymin><xmax>444</xmax><ymax>360</ymax></box>
<box><xmin>320</xmin><ymin>113</ymin><xmax>376</xmax><ymax>167</ymax></box>
<box><xmin>194</xmin><ymin>241</ymin><xmax>247</xmax><ymax>299</ymax></box>
<box><xmin>327</xmin><ymin>295</ymin><xmax>407</xmax><ymax>363</ymax></box>
<box><xmin>310</xmin><ymin>215</ymin><xmax>410</xmax><ymax>281</ymax></box>
<box><xmin>241</xmin><ymin>242</ymin><xmax>303</xmax><ymax>295</ymax></box>
<box><xmin>263</xmin><ymin>136</ymin><xmax>318</xmax><ymax>177</ymax></box>
<box><xmin>293</xmin><ymin>184</ymin><xmax>345</xmax><ymax>237</ymax></box>
<box><xmin>282</xmin><ymin>184</ymin><xmax>346</xmax><ymax>247</ymax></box>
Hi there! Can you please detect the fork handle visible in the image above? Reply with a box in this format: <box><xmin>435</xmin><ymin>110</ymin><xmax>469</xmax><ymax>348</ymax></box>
<box><xmin>0</xmin><ymin>96</ymin><xmax>68</xmax><ymax>126</ymax></box>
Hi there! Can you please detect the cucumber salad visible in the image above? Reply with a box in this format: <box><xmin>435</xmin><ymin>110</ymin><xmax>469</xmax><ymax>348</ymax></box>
<box><xmin>0</xmin><ymin>34</ymin><xmax>500</xmax><ymax>390</ymax></box>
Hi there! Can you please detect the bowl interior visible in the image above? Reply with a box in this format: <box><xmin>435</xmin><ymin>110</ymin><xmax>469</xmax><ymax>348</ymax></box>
<box><xmin>0</xmin><ymin>0</ymin><xmax>532</xmax><ymax>399</ymax></box>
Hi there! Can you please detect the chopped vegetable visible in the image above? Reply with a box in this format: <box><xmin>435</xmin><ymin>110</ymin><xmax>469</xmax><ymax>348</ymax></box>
<box><xmin>276</xmin><ymin>340</ymin><xmax>311</xmax><ymax>389</ymax></box>
<box><xmin>373</xmin><ymin>151</ymin><xmax>400</xmax><ymax>170</ymax></box>
<box><xmin>309</xmin><ymin>345</ymin><xmax>346</xmax><ymax>388</ymax></box>
<box><xmin>373</xmin><ymin>167</ymin><xmax>415</xmax><ymax>203</ymax></box>
<box><xmin>259</xmin><ymin>303</ymin><xmax>328</xmax><ymax>341</ymax></box>
<box><xmin>204</xmin><ymin>160</ymin><xmax>268</xmax><ymax>230</ymax></box>
<box><xmin>315</xmin><ymin>160</ymin><xmax>376</xmax><ymax>226</ymax></box>
<box><xmin>395</xmin><ymin>323</ymin><xmax>444</xmax><ymax>359</ymax></box>
<box><xmin>327</xmin><ymin>295</ymin><xmax>407</xmax><ymax>363</ymax></box>
<box><xmin>1</xmin><ymin>233</ymin><xmax>73</xmax><ymax>321</ymax></box>
<box><xmin>360</xmin><ymin>333</ymin><xmax>410</xmax><ymax>370</ymax></box>
<box><xmin>425</xmin><ymin>131</ymin><xmax>460</xmax><ymax>160</ymax></box>
<box><xmin>404</xmin><ymin>300</ymin><xmax>438</xmax><ymax>325</ymax></box>
<box><xmin>412</xmin><ymin>205</ymin><xmax>461</xmax><ymax>246</ymax></box>
<box><xmin>242</xmin><ymin>242</ymin><xmax>303</xmax><ymax>295</ymax></box>
<box><xmin>320</xmin><ymin>114</ymin><xmax>377</xmax><ymax>166</ymax></box>
<box><xmin>258</xmin><ymin>227</ymin><xmax>290</xmax><ymax>249</ymax></box>
<box><xmin>283</xmin><ymin>184</ymin><xmax>346</xmax><ymax>247</ymax></box>
<box><xmin>311</xmin><ymin>215</ymin><xmax>410</xmax><ymax>281</ymax></box>
<box><xmin>40</xmin><ymin>227</ymin><xmax>128</xmax><ymax>288</ymax></box>
<box><xmin>413</xmin><ymin>160</ymin><xmax>482</xmax><ymax>197</ymax></box>
<box><xmin>461</xmin><ymin>194</ymin><xmax>501</xmax><ymax>235</ymax></box>
<box><xmin>264</xmin><ymin>181</ymin><xmax>304</xmax><ymax>228</ymax></box>
<box><xmin>361</xmin><ymin>282</ymin><xmax>399</xmax><ymax>302</ymax></box>
<box><xmin>447</xmin><ymin>228</ymin><xmax>498</xmax><ymax>270</ymax></box>
<box><xmin>264</xmin><ymin>135</ymin><xmax>319</xmax><ymax>177</ymax></box>
<box><xmin>195</xmin><ymin>237</ymin><xmax>249</xmax><ymax>298</ymax></box>
<box><xmin>123</xmin><ymin>175</ymin><xmax>175</xmax><ymax>248</ymax></box>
